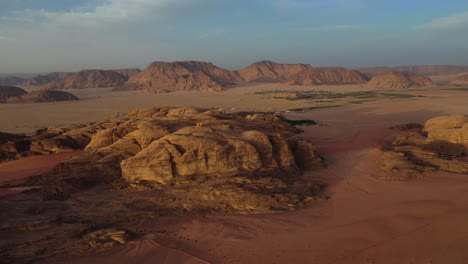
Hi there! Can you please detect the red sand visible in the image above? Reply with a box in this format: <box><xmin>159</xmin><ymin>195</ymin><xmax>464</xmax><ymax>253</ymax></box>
<box><xmin>6</xmin><ymin>99</ymin><xmax>468</xmax><ymax>263</ymax></box>
<box><xmin>157</xmin><ymin>107</ymin><xmax>468</xmax><ymax>263</ymax></box>
<box><xmin>0</xmin><ymin>152</ymin><xmax>77</xmax><ymax>184</ymax></box>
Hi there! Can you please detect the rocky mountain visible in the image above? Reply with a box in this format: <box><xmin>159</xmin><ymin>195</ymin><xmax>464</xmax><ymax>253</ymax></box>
<box><xmin>236</xmin><ymin>60</ymin><xmax>312</xmax><ymax>83</ymax></box>
<box><xmin>22</xmin><ymin>72</ymin><xmax>75</xmax><ymax>87</ymax></box>
<box><xmin>0</xmin><ymin>76</ymin><xmax>27</xmax><ymax>86</ymax></box>
<box><xmin>40</xmin><ymin>70</ymin><xmax>128</xmax><ymax>90</ymax></box>
<box><xmin>285</xmin><ymin>67</ymin><xmax>369</xmax><ymax>85</ymax></box>
<box><xmin>0</xmin><ymin>85</ymin><xmax>28</xmax><ymax>102</ymax></box>
<box><xmin>367</xmin><ymin>71</ymin><xmax>435</xmax><ymax>89</ymax></box>
<box><xmin>359</xmin><ymin>65</ymin><xmax>468</xmax><ymax>77</ymax></box>
<box><xmin>120</xmin><ymin>61</ymin><xmax>243</xmax><ymax>93</ymax></box>
<box><xmin>451</xmin><ymin>73</ymin><xmax>468</xmax><ymax>85</ymax></box>
<box><xmin>6</xmin><ymin>90</ymin><xmax>79</xmax><ymax>103</ymax></box>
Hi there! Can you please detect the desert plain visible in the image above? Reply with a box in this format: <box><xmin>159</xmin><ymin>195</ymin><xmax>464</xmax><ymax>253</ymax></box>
<box><xmin>0</xmin><ymin>76</ymin><xmax>467</xmax><ymax>264</ymax></box>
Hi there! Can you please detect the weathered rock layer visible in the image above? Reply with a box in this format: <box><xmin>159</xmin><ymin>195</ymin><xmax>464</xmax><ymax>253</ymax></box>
<box><xmin>1</xmin><ymin>107</ymin><xmax>324</xmax><ymax>213</ymax></box>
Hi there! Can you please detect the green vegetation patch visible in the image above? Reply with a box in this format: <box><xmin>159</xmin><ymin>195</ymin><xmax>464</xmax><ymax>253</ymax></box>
<box><xmin>445</xmin><ymin>87</ymin><xmax>468</xmax><ymax>91</ymax></box>
<box><xmin>256</xmin><ymin>90</ymin><xmax>423</xmax><ymax>101</ymax></box>
<box><xmin>287</xmin><ymin>105</ymin><xmax>343</xmax><ymax>112</ymax></box>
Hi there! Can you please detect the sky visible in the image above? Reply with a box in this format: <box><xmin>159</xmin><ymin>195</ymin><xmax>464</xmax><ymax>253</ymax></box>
<box><xmin>1</xmin><ymin>0</ymin><xmax>468</xmax><ymax>74</ymax></box>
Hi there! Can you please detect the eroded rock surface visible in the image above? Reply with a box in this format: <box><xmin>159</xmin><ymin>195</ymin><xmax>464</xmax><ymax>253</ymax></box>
<box><xmin>1</xmin><ymin>107</ymin><xmax>323</xmax><ymax>209</ymax></box>
<box><xmin>0</xmin><ymin>107</ymin><xmax>325</xmax><ymax>262</ymax></box>
<box><xmin>379</xmin><ymin>115</ymin><xmax>468</xmax><ymax>180</ymax></box>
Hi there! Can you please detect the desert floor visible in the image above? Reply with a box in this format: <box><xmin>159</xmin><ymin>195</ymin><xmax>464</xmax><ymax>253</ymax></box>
<box><xmin>1</xmin><ymin>84</ymin><xmax>468</xmax><ymax>263</ymax></box>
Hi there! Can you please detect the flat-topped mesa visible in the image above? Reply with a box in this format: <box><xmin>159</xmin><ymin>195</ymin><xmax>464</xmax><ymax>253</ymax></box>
<box><xmin>367</xmin><ymin>70</ymin><xmax>435</xmax><ymax>89</ymax></box>
<box><xmin>39</xmin><ymin>70</ymin><xmax>128</xmax><ymax>90</ymax></box>
<box><xmin>119</xmin><ymin>61</ymin><xmax>243</xmax><ymax>93</ymax></box>
<box><xmin>285</xmin><ymin>67</ymin><xmax>369</xmax><ymax>86</ymax></box>
<box><xmin>451</xmin><ymin>73</ymin><xmax>468</xmax><ymax>85</ymax></box>
<box><xmin>236</xmin><ymin>60</ymin><xmax>313</xmax><ymax>83</ymax></box>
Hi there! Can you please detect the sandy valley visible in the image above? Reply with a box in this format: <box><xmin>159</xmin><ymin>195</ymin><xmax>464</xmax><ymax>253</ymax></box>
<box><xmin>0</xmin><ymin>81</ymin><xmax>467</xmax><ymax>263</ymax></box>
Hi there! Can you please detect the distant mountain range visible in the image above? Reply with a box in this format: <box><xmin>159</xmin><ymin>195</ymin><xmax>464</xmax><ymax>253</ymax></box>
<box><xmin>1</xmin><ymin>62</ymin><xmax>466</xmax><ymax>92</ymax></box>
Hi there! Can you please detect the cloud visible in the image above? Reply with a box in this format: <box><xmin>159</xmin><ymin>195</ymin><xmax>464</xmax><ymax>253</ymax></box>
<box><xmin>0</xmin><ymin>0</ymin><xmax>224</xmax><ymax>73</ymax></box>
<box><xmin>417</xmin><ymin>11</ymin><xmax>468</xmax><ymax>31</ymax></box>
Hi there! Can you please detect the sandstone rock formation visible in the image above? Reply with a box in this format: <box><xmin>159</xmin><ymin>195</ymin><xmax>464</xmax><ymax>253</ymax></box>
<box><xmin>285</xmin><ymin>67</ymin><xmax>369</xmax><ymax>85</ymax></box>
<box><xmin>451</xmin><ymin>73</ymin><xmax>468</xmax><ymax>85</ymax></box>
<box><xmin>423</xmin><ymin>115</ymin><xmax>468</xmax><ymax>145</ymax></box>
<box><xmin>39</xmin><ymin>70</ymin><xmax>127</xmax><ymax>90</ymax></box>
<box><xmin>378</xmin><ymin>115</ymin><xmax>468</xmax><ymax>180</ymax></box>
<box><xmin>118</xmin><ymin>61</ymin><xmax>243</xmax><ymax>93</ymax></box>
<box><xmin>0</xmin><ymin>76</ymin><xmax>26</xmax><ymax>86</ymax></box>
<box><xmin>0</xmin><ymin>85</ymin><xmax>27</xmax><ymax>102</ymax></box>
<box><xmin>236</xmin><ymin>60</ymin><xmax>312</xmax><ymax>82</ymax></box>
<box><xmin>367</xmin><ymin>71</ymin><xmax>435</xmax><ymax>89</ymax></box>
<box><xmin>6</xmin><ymin>90</ymin><xmax>79</xmax><ymax>103</ymax></box>
<box><xmin>1</xmin><ymin>107</ymin><xmax>323</xmax><ymax>213</ymax></box>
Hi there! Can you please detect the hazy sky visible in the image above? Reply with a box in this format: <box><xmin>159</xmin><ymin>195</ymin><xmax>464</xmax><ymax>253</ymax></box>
<box><xmin>1</xmin><ymin>0</ymin><xmax>468</xmax><ymax>73</ymax></box>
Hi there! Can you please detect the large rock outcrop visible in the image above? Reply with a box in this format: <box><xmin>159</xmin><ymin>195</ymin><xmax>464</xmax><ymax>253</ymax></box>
<box><xmin>367</xmin><ymin>71</ymin><xmax>435</xmax><ymax>89</ymax></box>
<box><xmin>236</xmin><ymin>61</ymin><xmax>312</xmax><ymax>83</ymax></box>
<box><xmin>285</xmin><ymin>67</ymin><xmax>369</xmax><ymax>85</ymax></box>
<box><xmin>40</xmin><ymin>70</ymin><xmax>128</xmax><ymax>90</ymax></box>
<box><xmin>119</xmin><ymin>61</ymin><xmax>243</xmax><ymax>93</ymax></box>
<box><xmin>451</xmin><ymin>73</ymin><xmax>468</xmax><ymax>85</ymax></box>
<box><xmin>378</xmin><ymin>115</ymin><xmax>468</xmax><ymax>180</ymax></box>
<box><xmin>1</xmin><ymin>107</ymin><xmax>323</xmax><ymax>213</ymax></box>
